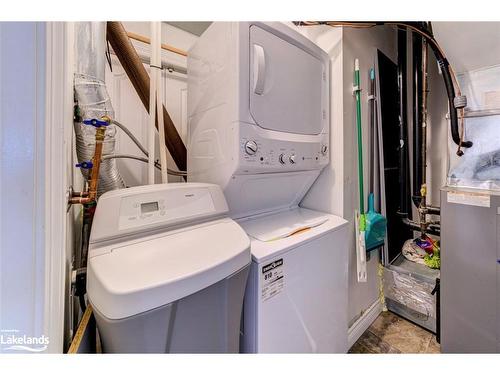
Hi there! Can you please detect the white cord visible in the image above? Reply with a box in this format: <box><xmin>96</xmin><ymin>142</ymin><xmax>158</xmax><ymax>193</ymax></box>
<box><xmin>156</xmin><ymin>23</ymin><xmax>168</xmax><ymax>183</ymax></box>
<box><xmin>148</xmin><ymin>22</ymin><xmax>158</xmax><ymax>185</ymax></box>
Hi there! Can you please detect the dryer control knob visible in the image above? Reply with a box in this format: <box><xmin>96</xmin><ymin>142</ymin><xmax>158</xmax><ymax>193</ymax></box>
<box><xmin>289</xmin><ymin>154</ymin><xmax>296</xmax><ymax>164</ymax></box>
<box><xmin>244</xmin><ymin>140</ymin><xmax>258</xmax><ymax>155</ymax></box>
<box><xmin>321</xmin><ymin>145</ymin><xmax>328</xmax><ymax>155</ymax></box>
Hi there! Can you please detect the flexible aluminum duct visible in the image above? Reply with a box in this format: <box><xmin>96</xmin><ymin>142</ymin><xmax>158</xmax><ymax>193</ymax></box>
<box><xmin>74</xmin><ymin>22</ymin><xmax>125</xmax><ymax>195</ymax></box>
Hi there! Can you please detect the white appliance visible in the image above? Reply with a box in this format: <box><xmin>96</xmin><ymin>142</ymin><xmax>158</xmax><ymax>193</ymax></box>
<box><xmin>239</xmin><ymin>208</ymin><xmax>348</xmax><ymax>353</ymax></box>
<box><xmin>188</xmin><ymin>22</ymin><xmax>348</xmax><ymax>353</ymax></box>
<box><xmin>187</xmin><ymin>22</ymin><xmax>330</xmax><ymax>219</ymax></box>
<box><xmin>86</xmin><ymin>183</ymin><xmax>251</xmax><ymax>353</ymax></box>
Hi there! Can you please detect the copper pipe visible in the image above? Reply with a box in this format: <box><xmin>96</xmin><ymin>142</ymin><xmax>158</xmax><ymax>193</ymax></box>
<box><xmin>106</xmin><ymin>21</ymin><xmax>187</xmax><ymax>172</ymax></box>
<box><xmin>70</xmin><ymin>125</ymin><xmax>107</xmax><ymax>206</ymax></box>
<box><xmin>126</xmin><ymin>31</ymin><xmax>188</xmax><ymax>57</ymax></box>
<box><xmin>72</xmin><ymin>191</ymin><xmax>89</xmax><ymax>198</ymax></box>
<box><xmin>87</xmin><ymin>127</ymin><xmax>107</xmax><ymax>200</ymax></box>
<box><xmin>69</xmin><ymin>196</ymin><xmax>93</xmax><ymax>205</ymax></box>
<box><xmin>69</xmin><ymin>126</ymin><xmax>107</xmax><ymax>206</ymax></box>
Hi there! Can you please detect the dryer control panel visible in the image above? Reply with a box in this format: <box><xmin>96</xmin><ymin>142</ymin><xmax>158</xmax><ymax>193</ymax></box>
<box><xmin>237</xmin><ymin>124</ymin><xmax>329</xmax><ymax>174</ymax></box>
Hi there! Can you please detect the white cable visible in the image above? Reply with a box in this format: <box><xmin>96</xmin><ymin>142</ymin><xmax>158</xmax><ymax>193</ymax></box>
<box><xmin>148</xmin><ymin>21</ymin><xmax>158</xmax><ymax>185</ymax></box>
<box><xmin>156</xmin><ymin>23</ymin><xmax>168</xmax><ymax>183</ymax></box>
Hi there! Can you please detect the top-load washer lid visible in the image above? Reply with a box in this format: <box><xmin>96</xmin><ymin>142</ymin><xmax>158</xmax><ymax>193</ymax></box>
<box><xmin>242</xmin><ymin>208</ymin><xmax>329</xmax><ymax>242</ymax></box>
<box><xmin>238</xmin><ymin>207</ymin><xmax>348</xmax><ymax>263</ymax></box>
<box><xmin>87</xmin><ymin>218</ymin><xmax>250</xmax><ymax>320</ymax></box>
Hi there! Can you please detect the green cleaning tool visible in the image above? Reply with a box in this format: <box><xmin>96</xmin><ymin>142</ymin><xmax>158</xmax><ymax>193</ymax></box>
<box><xmin>354</xmin><ymin>58</ymin><xmax>367</xmax><ymax>282</ymax></box>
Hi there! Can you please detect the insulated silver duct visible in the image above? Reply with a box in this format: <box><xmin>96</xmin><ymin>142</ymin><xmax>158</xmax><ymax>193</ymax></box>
<box><xmin>74</xmin><ymin>22</ymin><xmax>125</xmax><ymax>195</ymax></box>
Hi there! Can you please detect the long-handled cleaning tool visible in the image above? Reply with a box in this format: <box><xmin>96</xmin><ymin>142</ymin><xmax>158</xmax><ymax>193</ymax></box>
<box><xmin>354</xmin><ymin>60</ymin><xmax>387</xmax><ymax>283</ymax></box>
<box><xmin>365</xmin><ymin>68</ymin><xmax>387</xmax><ymax>251</ymax></box>
<box><xmin>354</xmin><ymin>59</ymin><xmax>367</xmax><ymax>282</ymax></box>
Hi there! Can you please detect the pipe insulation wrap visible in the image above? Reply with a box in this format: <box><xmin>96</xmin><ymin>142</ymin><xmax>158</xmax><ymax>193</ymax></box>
<box><xmin>74</xmin><ymin>22</ymin><xmax>125</xmax><ymax>195</ymax></box>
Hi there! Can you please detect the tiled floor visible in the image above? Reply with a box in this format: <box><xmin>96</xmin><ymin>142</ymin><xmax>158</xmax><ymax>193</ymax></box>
<box><xmin>349</xmin><ymin>311</ymin><xmax>440</xmax><ymax>354</ymax></box>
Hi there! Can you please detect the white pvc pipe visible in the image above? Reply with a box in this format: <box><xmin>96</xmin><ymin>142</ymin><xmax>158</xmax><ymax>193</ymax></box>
<box><xmin>155</xmin><ymin>23</ymin><xmax>168</xmax><ymax>183</ymax></box>
<box><xmin>148</xmin><ymin>22</ymin><xmax>159</xmax><ymax>184</ymax></box>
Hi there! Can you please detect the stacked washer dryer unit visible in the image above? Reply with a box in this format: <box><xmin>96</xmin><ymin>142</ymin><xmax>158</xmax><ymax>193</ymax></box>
<box><xmin>188</xmin><ymin>22</ymin><xmax>349</xmax><ymax>353</ymax></box>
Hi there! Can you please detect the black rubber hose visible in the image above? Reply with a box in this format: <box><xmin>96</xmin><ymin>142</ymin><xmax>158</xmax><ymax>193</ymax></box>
<box><xmin>413</xmin><ymin>22</ymin><xmax>473</xmax><ymax>150</ymax></box>
<box><xmin>438</xmin><ymin>59</ymin><xmax>472</xmax><ymax>149</ymax></box>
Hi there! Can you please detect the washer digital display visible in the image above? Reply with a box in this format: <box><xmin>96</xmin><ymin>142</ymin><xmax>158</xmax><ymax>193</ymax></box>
<box><xmin>141</xmin><ymin>201</ymin><xmax>159</xmax><ymax>214</ymax></box>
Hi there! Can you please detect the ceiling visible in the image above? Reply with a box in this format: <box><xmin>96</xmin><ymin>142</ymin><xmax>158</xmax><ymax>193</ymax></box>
<box><xmin>433</xmin><ymin>22</ymin><xmax>500</xmax><ymax>73</ymax></box>
<box><xmin>166</xmin><ymin>22</ymin><xmax>212</xmax><ymax>36</ymax></box>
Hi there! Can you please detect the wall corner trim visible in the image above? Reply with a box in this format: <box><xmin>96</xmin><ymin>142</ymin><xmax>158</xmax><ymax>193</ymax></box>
<box><xmin>347</xmin><ymin>299</ymin><xmax>383</xmax><ymax>349</ymax></box>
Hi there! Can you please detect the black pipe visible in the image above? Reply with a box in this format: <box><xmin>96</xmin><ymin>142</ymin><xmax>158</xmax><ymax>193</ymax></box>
<box><xmin>412</xmin><ymin>32</ymin><xmax>423</xmax><ymax>207</ymax></box>
<box><xmin>397</xmin><ymin>28</ymin><xmax>411</xmax><ymax>218</ymax></box>
<box><xmin>402</xmin><ymin>217</ymin><xmax>440</xmax><ymax>236</ymax></box>
<box><xmin>427</xmin><ymin>206</ymin><xmax>441</xmax><ymax>215</ymax></box>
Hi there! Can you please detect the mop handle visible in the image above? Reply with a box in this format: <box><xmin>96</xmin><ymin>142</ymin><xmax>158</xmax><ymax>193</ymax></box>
<box><xmin>354</xmin><ymin>59</ymin><xmax>365</xmax><ymax>216</ymax></box>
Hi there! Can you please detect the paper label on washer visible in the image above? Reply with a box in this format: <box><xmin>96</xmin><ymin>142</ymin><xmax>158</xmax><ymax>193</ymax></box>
<box><xmin>447</xmin><ymin>191</ymin><xmax>490</xmax><ymax>207</ymax></box>
<box><xmin>261</xmin><ymin>258</ymin><xmax>284</xmax><ymax>301</ymax></box>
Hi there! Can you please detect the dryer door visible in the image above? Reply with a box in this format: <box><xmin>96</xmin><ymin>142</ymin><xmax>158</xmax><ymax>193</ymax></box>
<box><xmin>249</xmin><ymin>25</ymin><xmax>327</xmax><ymax>135</ymax></box>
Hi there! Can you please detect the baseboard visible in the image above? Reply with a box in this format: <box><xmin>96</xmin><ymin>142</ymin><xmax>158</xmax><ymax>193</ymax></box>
<box><xmin>347</xmin><ymin>299</ymin><xmax>383</xmax><ymax>349</ymax></box>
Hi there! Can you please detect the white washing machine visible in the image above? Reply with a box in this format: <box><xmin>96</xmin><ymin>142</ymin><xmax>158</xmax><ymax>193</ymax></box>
<box><xmin>188</xmin><ymin>22</ymin><xmax>348</xmax><ymax>353</ymax></box>
<box><xmin>238</xmin><ymin>208</ymin><xmax>348</xmax><ymax>353</ymax></box>
<box><xmin>86</xmin><ymin>183</ymin><xmax>251</xmax><ymax>353</ymax></box>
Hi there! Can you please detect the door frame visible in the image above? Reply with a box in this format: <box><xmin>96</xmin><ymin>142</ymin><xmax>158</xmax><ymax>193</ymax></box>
<box><xmin>43</xmin><ymin>21</ymin><xmax>74</xmax><ymax>353</ymax></box>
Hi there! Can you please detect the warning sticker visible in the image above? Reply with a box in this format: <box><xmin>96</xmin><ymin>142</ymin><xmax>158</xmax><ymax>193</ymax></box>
<box><xmin>261</xmin><ymin>258</ymin><xmax>284</xmax><ymax>301</ymax></box>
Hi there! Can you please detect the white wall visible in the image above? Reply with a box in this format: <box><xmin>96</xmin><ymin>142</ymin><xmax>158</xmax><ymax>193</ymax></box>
<box><xmin>0</xmin><ymin>21</ymin><xmax>46</xmax><ymax>352</ymax></box>
<box><xmin>300</xmin><ymin>25</ymin><xmax>397</xmax><ymax>327</ymax></box>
